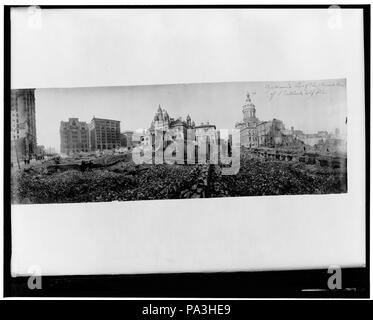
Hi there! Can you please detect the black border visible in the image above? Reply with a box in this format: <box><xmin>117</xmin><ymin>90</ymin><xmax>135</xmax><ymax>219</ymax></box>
<box><xmin>3</xmin><ymin>4</ymin><xmax>370</xmax><ymax>298</ymax></box>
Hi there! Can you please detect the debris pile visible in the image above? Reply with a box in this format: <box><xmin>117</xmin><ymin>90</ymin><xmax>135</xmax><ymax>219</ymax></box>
<box><xmin>12</xmin><ymin>162</ymin><xmax>209</xmax><ymax>204</ymax></box>
<box><xmin>11</xmin><ymin>148</ymin><xmax>347</xmax><ymax>204</ymax></box>
<box><xmin>209</xmin><ymin>149</ymin><xmax>347</xmax><ymax>197</ymax></box>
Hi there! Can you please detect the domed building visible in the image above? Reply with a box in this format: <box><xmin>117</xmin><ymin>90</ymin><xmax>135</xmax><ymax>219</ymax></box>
<box><xmin>235</xmin><ymin>93</ymin><xmax>260</xmax><ymax>148</ymax></box>
<box><xmin>235</xmin><ymin>92</ymin><xmax>296</xmax><ymax>149</ymax></box>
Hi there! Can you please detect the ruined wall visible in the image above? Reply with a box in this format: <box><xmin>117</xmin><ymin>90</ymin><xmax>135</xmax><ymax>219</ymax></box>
<box><xmin>247</xmin><ymin>148</ymin><xmax>347</xmax><ymax>171</ymax></box>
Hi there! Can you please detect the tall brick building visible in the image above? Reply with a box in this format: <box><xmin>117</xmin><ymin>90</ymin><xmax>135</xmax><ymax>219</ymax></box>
<box><xmin>11</xmin><ymin>89</ymin><xmax>37</xmax><ymax>161</ymax></box>
<box><xmin>88</xmin><ymin>117</ymin><xmax>121</xmax><ymax>151</ymax></box>
<box><xmin>60</xmin><ymin>118</ymin><xmax>89</xmax><ymax>155</ymax></box>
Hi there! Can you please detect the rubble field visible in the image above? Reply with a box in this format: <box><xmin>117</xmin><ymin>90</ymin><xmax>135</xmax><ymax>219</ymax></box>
<box><xmin>209</xmin><ymin>152</ymin><xmax>347</xmax><ymax>197</ymax></box>
<box><xmin>11</xmin><ymin>151</ymin><xmax>347</xmax><ymax>204</ymax></box>
<box><xmin>11</xmin><ymin>161</ymin><xmax>208</xmax><ymax>204</ymax></box>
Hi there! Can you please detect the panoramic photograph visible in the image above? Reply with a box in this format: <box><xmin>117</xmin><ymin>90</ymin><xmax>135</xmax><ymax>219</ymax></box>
<box><xmin>10</xmin><ymin>79</ymin><xmax>347</xmax><ymax>204</ymax></box>
<box><xmin>6</xmin><ymin>5</ymin><xmax>368</xmax><ymax>300</ymax></box>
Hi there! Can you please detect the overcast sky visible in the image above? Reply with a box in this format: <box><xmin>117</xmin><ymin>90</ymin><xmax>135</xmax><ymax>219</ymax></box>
<box><xmin>10</xmin><ymin>8</ymin><xmax>349</xmax><ymax>152</ymax></box>
<box><xmin>35</xmin><ymin>79</ymin><xmax>347</xmax><ymax>151</ymax></box>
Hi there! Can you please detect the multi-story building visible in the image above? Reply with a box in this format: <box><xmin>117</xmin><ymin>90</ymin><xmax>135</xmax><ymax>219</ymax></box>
<box><xmin>235</xmin><ymin>93</ymin><xmax>347</xmax><ymax>152</ymax></box>
<box><xmin>36</xmin><ymin>145</ymin><xmax>45</xmax><ymax>156</ymax></box>
<box><xmin>256</xmin><ymin>119</ymin><xmax>285</xmax><ymax>147</ymax></box>
<box><xmin>11</xmin><ymin>89</ymin><xmax>37</xmax><ymax>161</ymax></box>
<box><xmin>256</xmin><ymin>121</ymin><xmax>271</xmax><ymax>146</ymax></box>
<box><xmin>88</xmin><ymin>117</ymin><xmax>121</xmax><ymax>151</ymax></box>
<box><xmin>146</xmin><ymin>105</ymin><xmax>196</xmax><ymax>162</ymax></box>
<box><xmin>235</xmin><ymin>93</ymin><xmax>298</xmax><ymax>148</ymax></box>
<box><xmin>235</xmin><ymin>93</ymin><xmax>260</xmax><ymax>148</ymax></box>
<box><xmin>120</xmin><ymin>131</ymin><xmax>131</xmax><ymax>148</ymax></box>
<box><xmin>149</xmin><ymin>105</ymin><xmax>195</xmax><ymax>139</ymax></box>
<box><xmin>195</xmin><ymin>122</ymin><xmax>217</xmax><ymax>145</ymax></box>
<box><xmin>147</xmin><ymin>105</ymin><xmax>194</xmax><ymax>144</ymax></box>
<box><xmin>195</xmin><ymin>122</ymin><xmax>218</xmax><ymax>162</ymax></box>
<box><xmin>136</xmin><ymin>105</ymin><xmax>219</xmax><ymax>163</ymax></box>
<box><xmin>45</xmin><ymin>147</ymin><xmax>57</xmax><ymax>155</ymax></box>
<box><xmin>60</xmin><ymin>118</ymin><xmax>90</xmax><ymax>155</ymax></box>
<box><xmin>120</xmin><ymin>130</ymin><xmax>137</xmax><ymax>149</ymax></box>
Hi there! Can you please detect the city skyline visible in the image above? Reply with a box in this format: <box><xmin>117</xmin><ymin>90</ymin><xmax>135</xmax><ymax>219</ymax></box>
<box><xmin>34</xmin><ymin>79</ymin><xmax>347</xmax><ymax>151</ymax></box>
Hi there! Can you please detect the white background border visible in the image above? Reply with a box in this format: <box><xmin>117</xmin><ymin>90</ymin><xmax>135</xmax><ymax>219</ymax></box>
<box><xmin>2</xmin><ymin>3</ymin><xmax>367</xmax><ymax>289</ymax></box>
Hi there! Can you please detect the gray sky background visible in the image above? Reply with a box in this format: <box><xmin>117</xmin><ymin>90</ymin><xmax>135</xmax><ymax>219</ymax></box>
<box><xmin>35</xmin><ymin>79</ymin><xmax>347</xmax><ymax>151</ymax></box>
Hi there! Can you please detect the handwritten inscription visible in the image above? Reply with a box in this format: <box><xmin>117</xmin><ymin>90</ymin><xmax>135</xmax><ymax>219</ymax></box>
<box><xmin>265</xmin><ymin>80</ymin><xmax>345</xmax><ymax>101</ymax></box>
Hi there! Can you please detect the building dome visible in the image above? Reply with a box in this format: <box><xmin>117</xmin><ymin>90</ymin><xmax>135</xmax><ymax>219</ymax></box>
<box><xmin>242</xmin><ymin>92</ymin><xmax>258</xmax><ymax>124</ymax></box>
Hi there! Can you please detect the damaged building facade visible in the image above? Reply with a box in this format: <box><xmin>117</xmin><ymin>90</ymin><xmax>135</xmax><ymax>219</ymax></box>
<box><xmin>236</xmin><ymin>93</ymin><xmax>301</xmax><ymax>149</ymax></box>
<box><xmin>140</xmin><ymin>105</ymin><xmax>219</xmax><ymax>163</ymax></box>
<box><xmin>11</xmin><ymin>89</ymin><xmax>37</xmax><ymax>162</ymax></box>
<box><xmin>235</xmin><ymin>93</ymin><xmax>346</xmax><ymax>154</ymax></box>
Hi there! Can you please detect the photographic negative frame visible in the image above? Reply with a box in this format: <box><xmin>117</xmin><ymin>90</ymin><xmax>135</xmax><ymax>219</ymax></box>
<box><xmin>3</xmin><ymin>4</ymin><xmax>370</xmax><ymax>298</ymax></box>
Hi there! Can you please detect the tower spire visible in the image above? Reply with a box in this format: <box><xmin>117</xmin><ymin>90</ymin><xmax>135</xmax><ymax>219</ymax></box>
<box><xmin>242</xmin><ymin>92</ymin><xmax>258</xmax><ymax>124</ymax></box>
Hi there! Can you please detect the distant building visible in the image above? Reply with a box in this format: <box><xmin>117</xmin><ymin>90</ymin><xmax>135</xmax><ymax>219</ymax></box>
<box><xmin>293</xmin><ymin>129</ymin><xmax>304</xmax><ymax>138</ymax></box>
<box><xmin>256</xmin><ymin>119</ymin><xmax>285</xmax><ymax>147</ymax></box>
<box><xmin>36</xmin><ymin>145</ymin><xmax>45</xmax><ymax>155</ymax></box>
<box><xmin>120</xmin><ymin>130</ymin><xmax>135</xmax><ymax>149</ymax></box>
<box><xmin>133</xmin><ymin>105</ymin><xmax>220</xmax><ymax>164</ymax></box>
<box><xmin>60</xmin><ymin>118</ymin><xmax>89</xmax><ymax>155</ymax></box>
<box><xmin>195</xmin><ymin>122</ymin><xmax>218</xmax><ymax>161</ymax></box>
<box><xmin>235</xmin><ymin>93</ymin><xmax>305</xmax><ymax>148</ymax></box>
<box><xmin>256</xmin><ymin>121</ymin><xmax>271</xmax><ymax>146</ymax></box>
<box><xmin>148</xmin><ymin>105</ymin><xmax>195</xmax><ymax>143</ymax></box>
<box><xmin>296</xmin><ymin>131</ymin><xmax>332</xmax><ymax>147</ymax></box>
<box><xmin>88</xmin><ymin>117</ymin><xmax>121</xmax><ymax>151</ymax></box>
<box><xmin>195</xmin><ymin>122</ymin><xmax>217</xmax><ymax>145</ymax></box>
<box><xmin>149</xmin><ymin>105</ymin><xmax>195</xmax><ymax>139</ymax></box>
<box><xmin>146</xmin><ymin>105</ymin><xmax>196</xmax><ymax>162</ymax></box>
<box><xmin>314</xmin><ymin>138</ymin><xmax>347</xmax><ymax>154</ymax></box>
<box><xmin>11</xmin><ymin>89</ymin><xmax>37</xmax><ymax>161</ymax></box>
<box><xmin>45</xmin><ymin>147</ymin><xmax>57</xmax><ymax>155</ymax></box>
<box><xmin>120</xmin><ymin>133</ymin><xmax>127</xmax><ymax>148</ymax></box>
<box><xmin>138</xmin><ymin>105</ymin><xmax>220</xmax><ymax>163</ymax></box>
<box><xmin>235</xmin><ymin>93</ymin><xmax>260</xmax><ymax>148</ymax></box>
<box><xmin>317</xmin><ymin>131</ymin><xmax>329</xmax><ymax>138</ymax></box>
